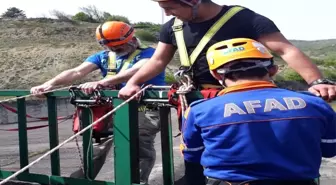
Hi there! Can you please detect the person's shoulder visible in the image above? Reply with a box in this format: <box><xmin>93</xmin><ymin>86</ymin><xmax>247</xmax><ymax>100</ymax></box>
<box><xmin>163</xmin><ymin>17</ymin><xmax>175</xmax><ymax>27</ymax></box>
<box><xmin>157</xmin><ymin>17</ymin><xmax>175</xmax><ymax>33</ymax></box>
<box><xmin>210</xmin><ymin>5</ymin><xmax>257</xmax><ymax>27</ymax></box>
<box><xmin>85</xmin><ymin>50</ymin><xmax>108</xmax><ymax>62</ymax></box>
<box><xmin>139</xmin><ymin>46</ymin><xmax>155</xmax><ymax>58</ymax></box>
<box><xmin>142</xmin><ymin>46</ymin><xmax>156</xmax><ymax>53</ymax></box>
<box><xmin>190</xmin><ymin>99</ymin><xmax>208</xmax><ymax>107</ymax></box>
<box><xmin>220</xmin><ymin>5</ymin><xmax>253</xmax><ymax>14</ymax></box>
<box><xmin>301</xmin><ymin>91</ymin><xmax>336</xmax><ymax>115</ymax></box>
<box><xmin>185</xmin><ymin>99</ymin><xmax>209</xmax><ymax>117</ymax></box>
<box><xmin>89</xmin><ymin>50</ymin><xmax>108</xmax><ymax>58</ymax></box>
<box><xmin>226</xmin><ymin>4</ymin><xmax>280</xmax><ymax>39</ymax></box>
<box><xmin>189</xmin><ymin>96</ymin><xmax>219</xmax><ymax>112</ymax></box>
<box><xmin>221</xmin><ymin>4</ymin><xmax>268</xmax><ymax>20</ymax></box>
<box><xmin>296</xmin><ymin>91</ymin><xmax>333</xmax><ymax>105</ymax></box>
<box><xmin>289</xmin><ymin>90</ymin><xmax>322</xmax><ymax>101</ymax></box>
<box><xmin>159</xmin><ymin>17</ymin><xmax>176</xmax><ymax>44</ymax></box>
<box><xmin>275</xmin><ymin>88</ymin><xmax>334</xmax><ymax>111</ymax></box>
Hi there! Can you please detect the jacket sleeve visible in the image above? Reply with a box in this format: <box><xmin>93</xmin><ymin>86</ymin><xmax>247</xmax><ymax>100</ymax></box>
<box><xmin>321</xmin><ymin>107</ymin><xmax>336</xmax><ymax>158</ymax></box>
<box><xmin>181</xmin><ymin>107</ymin><xmax>204</xmax><ymax>163</ymax></box>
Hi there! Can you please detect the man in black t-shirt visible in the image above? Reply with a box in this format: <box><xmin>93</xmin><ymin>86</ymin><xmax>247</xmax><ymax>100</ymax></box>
<box><xmin>159</xmin><ymin>4</ymin><xmax>281</xmax><ymax>87</ymax></box>
<box><xmin>119</xmin><ymin>0</ymin><xmax>336</xmax><ymax>101</ymax></box>
<box><xmin>117</xmin><ymin>0</ymin><xmax>335</xmax><ymax>184</ymax></box>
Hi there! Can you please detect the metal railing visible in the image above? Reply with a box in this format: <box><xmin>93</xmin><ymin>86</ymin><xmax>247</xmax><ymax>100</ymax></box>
<box><xmin>0</xmin><ymin>89</ymin><xmax>174</xmax><ymax>185</ymax></box>
<box><xmin>0</xmin><ymin>89</ymin><xmax>333</xmax><ymax>185</ymax></box>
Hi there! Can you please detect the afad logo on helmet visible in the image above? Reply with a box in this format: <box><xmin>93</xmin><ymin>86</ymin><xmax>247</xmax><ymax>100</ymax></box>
<box><xmin>220</xmin><ymin>41</ymin><xmax>268</xmax><ymax>55</ymax></box>
<box><xmin>222</xmin><ymin>46</ymin><xmax>245</xmax><ymax>55</ymax></box>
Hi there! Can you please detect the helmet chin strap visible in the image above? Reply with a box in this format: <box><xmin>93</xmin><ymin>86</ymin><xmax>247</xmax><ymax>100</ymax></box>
<box><xmin>184</xmin><ymin>0</ymin><xmax>201</xmax><ymax>21</ymax></box>
<box><xmin>191</xmin><ymin>5</ymin><xmax>199</xmax><ymax>20</ymax></box>
<box><xmin>218</xmin><ymin>79</ymin><xmax>227</xmax><ymax>88</ymax></box>
<box><xmin>179</xmin><ymin>0</ymin><xmax>201</xmax><ymax>21</ymax></box>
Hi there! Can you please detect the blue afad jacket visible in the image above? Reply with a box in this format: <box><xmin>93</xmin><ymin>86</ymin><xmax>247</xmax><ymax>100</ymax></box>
<box><xmin>181</xmin><ymin>81</ymin><xmax>336</xmax><ymax>181</ymax></box>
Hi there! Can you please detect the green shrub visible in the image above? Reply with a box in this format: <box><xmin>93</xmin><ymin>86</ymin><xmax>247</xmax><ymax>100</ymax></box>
<box><xmin>134</xmin><ymin>22</ymin><xmax>162</xmax><ymax>33</ymax></box>
<box><xmin>72</xmin><ymin>12</ymin><xmax>95</xmax><ymax>23</ymax></box>
<box><xmin>281</xmin><ymin>68</ymin><xmax>305</xmax><ymax>82</ymax></box>
<box><xmin>135</xmin><ymin>30</ymin><xmax>157</xmax><ymax>42</ymax></box>
<box><xmin>321</xmin><ymin>68</ymin><xmax>336</xmax><ymax>80</ymax></box>
<box><xmin>311</xmin><ymin>58</ymin><xmax>325</xmax><ymax>65</ymax></box>
<box><xmin>1</xmin><ymin>7</ymin><xmax>26</xmax><ymax>18</ymax></box>
<box><xmin>324</xmin><ymin>58</ymin><xmax>336</xmax><ymax>68</ymax></box>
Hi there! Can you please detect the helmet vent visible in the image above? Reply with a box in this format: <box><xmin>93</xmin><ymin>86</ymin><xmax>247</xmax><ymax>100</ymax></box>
<box><xmin>215</xmin><ymin>45</ymin><xmax>228</xmax><ymax>50</ymax></box>
<box><xmin>232</xmin><ymin>42</ymin><xmax>247</xmax><ymax>46</ymax></box>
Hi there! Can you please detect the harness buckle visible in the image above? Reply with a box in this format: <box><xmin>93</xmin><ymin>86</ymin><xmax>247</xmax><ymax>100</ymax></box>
<box><xmin>172</xmin><ymin>25</ymin><xmax>183</xmax><ymax>32</ymax></box>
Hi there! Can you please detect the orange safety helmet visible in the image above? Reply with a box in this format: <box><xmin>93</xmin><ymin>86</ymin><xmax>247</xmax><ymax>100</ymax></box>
<box><xmin>206</xmin><ymin>38</ymin><xmax>273</xmax><ymax>71</ymax></box>
<box><xmin>95</xmin><ymin>21</ymin><xmax>135</xmax><ymax>47</ymax></box>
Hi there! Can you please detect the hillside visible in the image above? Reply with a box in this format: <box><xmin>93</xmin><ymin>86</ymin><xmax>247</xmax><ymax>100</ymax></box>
<box><xmin>0</xmin><ymin>18</ymin><xmax>335</xmax><ymax>90</ymax></box>
<box><xmin>291</xmin><ymin>39</ymin><xmax>336</xmax><ymax>59</ymax></box>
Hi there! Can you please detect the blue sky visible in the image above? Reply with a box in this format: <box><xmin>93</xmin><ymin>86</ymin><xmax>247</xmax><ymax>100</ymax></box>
<box><xmin>1</xmin><ymin>0</ymin><xmax>335</xmax><ymax>40</ymax></box>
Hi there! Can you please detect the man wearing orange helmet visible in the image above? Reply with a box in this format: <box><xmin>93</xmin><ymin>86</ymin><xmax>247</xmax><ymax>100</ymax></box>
<box><xmin>181</xmin><ymin>38</ymin><xmax>336</xmax><ymax>185</ymax></box>
<box><xmin>30</xmin><ymin>21</ymin><xmax>165</xmax><ymax>183</ymax></box>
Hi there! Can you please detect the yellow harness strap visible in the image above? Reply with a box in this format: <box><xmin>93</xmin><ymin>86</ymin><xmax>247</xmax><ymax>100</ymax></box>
<box><xmin>105</xmin><ymin>52</ymin><xmax>117</xmax><ymax>79</ymax></box>
<box><xmin>172</xmin><ymin>6</ymin><xmax>244</xmax><ymax>67</ymax></box>
<box><xmin>105</xmin><ymin>44</ymin><xmax>148</xmax><ymax>79</ymax></box>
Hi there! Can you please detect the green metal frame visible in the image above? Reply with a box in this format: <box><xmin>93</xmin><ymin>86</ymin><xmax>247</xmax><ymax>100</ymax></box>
<box><xmin>0</xmin><ymin>89</ymin><xmax>328</xmax><ymax>185</ymax></box>
<box><xmin>0</xmin><ymin>89</ymin><xmax>173</xmax><ymax>185</ymax></box>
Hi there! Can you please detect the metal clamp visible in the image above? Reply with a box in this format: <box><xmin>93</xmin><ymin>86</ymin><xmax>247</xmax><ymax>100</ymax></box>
<box><xmin>69</xmin><ymin>86</ymin><xmax>112</xmax><ymax>108</ymax></box>
<box><xmin>137</xmin><ymin>85</ymin><xmax>173</xmax><ymax>107</ymax></box>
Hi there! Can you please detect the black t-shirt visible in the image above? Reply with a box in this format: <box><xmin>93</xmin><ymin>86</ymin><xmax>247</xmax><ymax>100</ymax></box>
<box><xmin>159</xmin><ymin>5</ymin><xmax>280</xmax><ymax>86</ymax></box>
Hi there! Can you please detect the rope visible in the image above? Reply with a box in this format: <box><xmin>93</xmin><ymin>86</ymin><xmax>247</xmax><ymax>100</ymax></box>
<box><xmin>175</xmin><ymin>74</ymin><xmax>194</xmax><ymax>117</ymax></box>
<box><xmin>0</xmin><ymin>86</ymin><xmax>71</xmax><ymax>104</ymax></box>
<box><xmin>0</xmin><ymin>84</ymin><xmax>152</xmax><ymax>185</ymax></box>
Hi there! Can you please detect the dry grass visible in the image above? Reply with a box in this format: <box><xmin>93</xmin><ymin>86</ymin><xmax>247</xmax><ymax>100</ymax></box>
<box><xmin>0</xmin><ymin>19</ymin><xmax>104</xmax><ymax>89</ymax></box>
<box><xmin>0</xmin><ymin>19</ymin><xmax>181</xmax><ymax>90</ymax></box>
<box><xmin>0</xmin><ymin>18</ymin><xmax>334</xmax><ymax>92</ymax></box>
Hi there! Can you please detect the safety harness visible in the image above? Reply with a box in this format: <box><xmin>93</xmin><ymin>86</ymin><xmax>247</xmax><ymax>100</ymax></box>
<box><xmin>168</xmin><ymin>6</ymin><xmax>244</xmax><ymax>130</ymax></box>
<box><xmin>105</xmin><ymin>44</ymin><xmax>148</xmax><ymax>79</ymax></box>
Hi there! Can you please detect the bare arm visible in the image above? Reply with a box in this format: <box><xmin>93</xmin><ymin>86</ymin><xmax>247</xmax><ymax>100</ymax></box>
<box><xmin>126</xmin><ymin>42</ymin><xmax>176</xmax><ymax>86</ymax></box>
<box><xmin>99</xmin><ymin>59</ymin><xmax>149</xmax><ymax>86</ymax></box>
<box><xmin>43</xmin><ymin>62</ymin><xmax>98</xmax><ymax>86</ymax></box>
<box><xmin>258</xmin><ymin>32</ymin><xmax>323</xmax><ymax>84</ymax></box>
